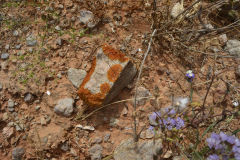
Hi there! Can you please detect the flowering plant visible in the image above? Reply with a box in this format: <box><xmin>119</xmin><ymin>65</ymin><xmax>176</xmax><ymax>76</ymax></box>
<box><xmin>206</xmin><ymin>132</ymin><xmax>240</xmax><ymax>160</ymax></box>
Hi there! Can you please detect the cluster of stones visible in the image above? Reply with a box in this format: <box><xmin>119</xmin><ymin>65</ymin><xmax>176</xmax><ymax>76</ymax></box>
<box><xmin>78</xmin><ymin>44</ymin><xmax>137</xmax><ymax>106</ymax></box>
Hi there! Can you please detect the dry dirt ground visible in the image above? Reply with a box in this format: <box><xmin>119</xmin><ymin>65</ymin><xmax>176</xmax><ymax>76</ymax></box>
<box><xmin>0</xmin><ymin>0</ymin><xmax>240</xmax><ymax>160</ymax></box>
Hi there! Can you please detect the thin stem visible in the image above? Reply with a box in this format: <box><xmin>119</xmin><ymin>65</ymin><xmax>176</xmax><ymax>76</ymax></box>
<box><xmin>133</xmin><ymin>29</ymin><xmax>157</xmax><ymax>142</ymax></box>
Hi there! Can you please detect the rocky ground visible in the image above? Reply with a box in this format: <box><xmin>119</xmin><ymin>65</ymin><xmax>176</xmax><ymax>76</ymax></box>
<box><xmin>0</xmin><ymin>0</ymin><xmax>240</xmax><ymax>160</ymax></box>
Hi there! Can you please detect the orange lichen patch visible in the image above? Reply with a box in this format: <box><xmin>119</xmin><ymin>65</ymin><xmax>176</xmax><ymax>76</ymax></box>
<box><xmin>107</xmin><ymin>64</ymin><xmax>123</xmax><ymax>82</ymax></box>
<box><xmin>100</xmin><ymin>83</ymin><xmax>111</xmax><ymax>94</ymax></box>
<box><xmin>102</xmin><ymin>44</ymin><xmax>129</xmax><ymax>63</ymax></box>
<box><xmin>78</xmin><ymin>58</ymin><xmax>111</xmax><ymax>106</ymax></box>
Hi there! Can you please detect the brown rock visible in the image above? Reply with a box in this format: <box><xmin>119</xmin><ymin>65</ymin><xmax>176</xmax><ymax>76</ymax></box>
<box><xmin>78</xmin><ymin>44</ymin><xmax>137</xmax><ymax>106</ymax></box>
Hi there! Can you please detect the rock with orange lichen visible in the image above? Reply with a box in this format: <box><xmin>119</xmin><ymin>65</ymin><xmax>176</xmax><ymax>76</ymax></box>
<box><xmin>78</xmin><ymin>44</ymin><xmax>137</xmax><ymax>106</ymax></box>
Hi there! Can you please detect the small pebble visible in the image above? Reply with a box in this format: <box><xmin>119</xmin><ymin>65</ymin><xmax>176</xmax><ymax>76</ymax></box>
<box><xmin>55</xmin><ymin>25</ymin><xmax>61</xmax><ymax>31</ymax></box>
<box><xmin>15</xmin><ymin>44</ymin><xmax>21</xmax><ymax>49</ymax></box>
<box><xmin>5</xmin><ymin>44</ymin><xmax>10</xmax><ymax>50</ymax></box>
<box><xmin>104</xmin><ymin>133</ymin><xmax>111</xmax><ymax>142</ymax></box>
<box><xmin>13</xmin><ymin>30</ymin><xmax>19</xmax><ymax>36</ymax></box>
<box><xmin>1</xmin><ymin>53</ymin><xmax>9</xmax><ymax>60</ymax></box>
<box><xmin>35</xmin><ymin>105</ymin><xmax>41</xmax><ymax>111</ymax></box>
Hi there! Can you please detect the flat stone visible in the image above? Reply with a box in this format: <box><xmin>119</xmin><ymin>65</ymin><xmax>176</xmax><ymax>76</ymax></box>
<box><xmin>67</xmin><ymin>68</ymin><xmax>87</xmax><ymax>88</ymax></box>
<box><xmin>114</xmin><ymin>138</ymin><xmax>162</xmax><ymax>160</ymax></box>
<box><xmin>12</xmin><ymin>147</ymin><xmax>25</xmax><ymax>160</ymax></box>
<box><xmin>1</xmin><ymin>53</ymin><xmax>9</xmax><ymax>60</ymax></box>
<box><xmin>225</xmin><ymin>39</ymin><xmax>240</xmax><ymax>56</ymax></box>
<box><xmin>89</xmin><ymin>144</ymin><xmax>103</xmax><ymax>160</ymax></box>
<box><xmin>78</xmin><ymin>44</ymin><xmax>137</xmax><ymax>106</ymax></box>
<box><xmin>54</xmin><ymin>98</ymin><xmax>74</xmax><ymax>117</ymax></box>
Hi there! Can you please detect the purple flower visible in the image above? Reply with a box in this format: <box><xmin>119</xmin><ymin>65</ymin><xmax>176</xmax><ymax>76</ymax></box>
<box><xmin>186</xmin><ymin>70</ymin><xmax>195</xmax><ymax>81</ymax></box>
<box><xmin>235</xmin><ymin>153</ymin><xmax>240</xmax><ymax>160</ymax></box>
<box><xmin>207</xmin><ymin>154</ymin><xmax>219</xmax><ymax>160</ymax></box>
<box><xmin>233</xmin><ymin>145</ymin><xmax>240</xmax><ymax>153</ymax></box>
<box><xmin>235</xmin><ymin>138</ymin><xmax>240</xmax><ymax>147</ymax></box>
<box><xmin>175</xmin><ymin>117</ymin><xmax>185</xmax><ymax>129</ymax></box>
<box><xmin>206</xmin><ymin>133</ymin><xmax>221</xmax><ymax>149</ymax></box>
<box><xmin>164</xmin><ymin>107</ymin><xmax>176</xmax><ymax>115</ymax></box>
<box><xmin>226</xmin><ymin>135</ymin><xmax>236</xmax><ymax>144</ymax></box>
<box><xmin>148</xmin><ymin>126</ymin><xmax>154</xmax><ymax>133</ymax></box>
<box><xmin>219</xmin><ymin>132</ymin><xmax>228</xmax><ymax>141</ymax></box>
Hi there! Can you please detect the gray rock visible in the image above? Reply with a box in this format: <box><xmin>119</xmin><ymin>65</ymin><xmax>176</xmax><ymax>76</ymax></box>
<box><xmin>28</xmin><ymin>48</ymin><xmax>33</xmax><ymax>53</ymax></box>
<box><xmin>79</xmin><ymin>10</ymin><xmax>94</xmax><ymax>24</ymax></box>
<box><xmin>219</xmin><ymin>34</ymin><xmax>228</xmax><ymax>43</ymax></box>
<box><xmin>26</xmin><ymin>34</ymin><xmax>37</xmax><ymax>46</ymax></box>
<box><xmin>1</xmin><ymin>53</ymin><xmax>9</xmax><ymax>60</ymax></box>
<box><xmin>12</xmin><ymin>147</ymin><xmax>25</xmax><ymax>160</ymax></box>
<box><xmin>56</xmin><ymin>38</ymin><xmax>62</xmax><ymax>46</ymax></box>
<box><xmin>5</xmin><ymin>44</ymin><xmax>10</xmax><ymax>50</ymax></box>
<box><xmin>114</xmin><ymin>138</ymin><xmax>162</xmax><ymax>160</ymax></box>
<box><xmin>89</xmin><ymin>144</ymin><xmax>103</xmax><ymax>160</ymax></box>
<box><xmin>225</xmin><ymin>39</ymin><xmax>240</xmax><ymax>56</ymax></box>
<box><xmin>15</xmin><ymin>44</ymin><xmax>21</xmax><ymax>49</ymax></box>
<box><xmin>61</xmin><ymin>142</ymin><xmax>69</xmax><ymax>151</ymax></box>
<box><xmin>67</xmin><ymin>68</ymin><xmax>87</xmax><ymax>88</ymax></box>
<box><xmin>13</xmin><ymin>30</ymin><xmax>19</xmax><ymax>37</ymax></box>
<box><xmin>57</xmin><ymin>73</ymin><xmax>62</xmax><ymax>79</ymax></box>
<box><xmin>15</xmin><ymin>123</ymin><xmax>24</xmax><ymax>131</ymax></box>
<box><xmin>133</xmin><ymin>87</ymin><xmax>152</xmax><ymax>106</ymax></box>
<box><xmin>8</xmin><ymin>99</ymin><xmax>15</xmax><ymax>112</ymax></box>
<box><xmin>55</xmin><ymin>25</ymin><xmax>61</xmax><ymax>31</ymax></box>
<box><xmin>54</xmin><ymin>98</ymin><xmax>74</xmax><ymax>117</ymax></box>
<box><xmin>103</xmin><ymin>133</ymin><xmax>111</xmax><ymax>142</ymax></box>
<box><xmin>110</xmin><ymin>118</ymin><xmax>119</xmax><ymax>127</ymax></box>
<box><xmin>24</xmin><ymin>93</ymin><xmax>34</xmax><ymax>103</ymax></box>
